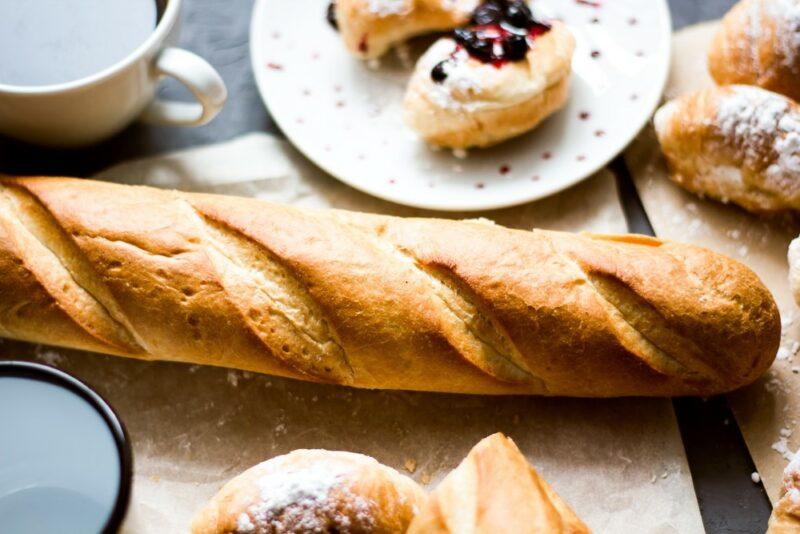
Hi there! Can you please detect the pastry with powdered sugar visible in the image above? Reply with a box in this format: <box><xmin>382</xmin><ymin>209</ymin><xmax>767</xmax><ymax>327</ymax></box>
<box><xmin>654</xmin><ymin>85</ymin><xmax>800</xmax><ymax>214</ymax></box>
<box><xmin>709</xmin><ymin>0</ymin><xmax>800</xmax><ymax>103</ymax></box>
<box><xmin>403</xmin><ymin>2</ymin><xmax>574</xmax><ymax>149</ymax></box>
<box><xmin>191</xmin><ymin>449</ymin><xmax>426</xmax><ymax>533</ymax></box>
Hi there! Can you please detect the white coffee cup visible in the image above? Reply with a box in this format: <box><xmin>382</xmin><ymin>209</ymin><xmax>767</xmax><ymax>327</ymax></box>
<box><xmin>0</xmin><ymin>0</ymin><xmax>227</xmax><ymax>147</ymax></box>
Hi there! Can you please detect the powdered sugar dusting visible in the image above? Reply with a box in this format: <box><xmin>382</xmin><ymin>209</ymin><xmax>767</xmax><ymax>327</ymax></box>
<box><xmin>786</xmin><ymin>447</ymin><xmax>800</xmax><ymax>479</ymax></box>
<box><xmin>241</xmin><ymin>454</ymin><xmax>376</xmax><ymax>533</ymax></box>
<box><xmin>747</xmin><ymin>0</ymin><xmax>762</xmax><ymax>71</ymax></box>
<box><xmin>783</xmin><ymin>446</ymin><xmax>800</xmax><ymax>505</ymax></box>
<box><xmin>716</xmin><ymin>86</ymin><xmax>800</xmax><ymax>198</ymax></box>
<box><xmin>765</xmin><ymin>0</ymin><xmax>800</xmax><ymax>68</ymax></box>
<box><xmin>426</xmin><ymin>46</ymin><xmax>483</xmax><ymax>111</ymax></box>
<box><xmin>368</xmin><ymin>0</ymin><xmax>409</xmax><ymax>17</ymax></box>
<box><xmin>774</xmin><ymin>427</ymin><xmax>796</xmax><ymax>461</ymax></box>
<box><xmin>237</xmin><ymin>512</ymin><xmax>256</xmax><ymax>532</ymax></box>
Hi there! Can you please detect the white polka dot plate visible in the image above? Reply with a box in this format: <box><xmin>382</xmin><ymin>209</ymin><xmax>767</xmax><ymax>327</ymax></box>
<box><xmin>250</xmin><ymin>0</ymin><xmax>671</xmax><ymax>211</ymax></box>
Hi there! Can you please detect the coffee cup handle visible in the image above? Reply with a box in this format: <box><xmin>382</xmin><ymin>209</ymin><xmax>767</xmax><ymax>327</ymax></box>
<box><xmin>140</xmin><ymin>47</ymin><xmax>227</xmax><ymax>127</ymax></box>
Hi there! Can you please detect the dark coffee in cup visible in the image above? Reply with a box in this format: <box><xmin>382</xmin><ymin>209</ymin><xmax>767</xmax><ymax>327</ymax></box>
<box><xmin>0</xmin><ymin>0</ymin><xmax>166</xmax><ymax>86</ymax></box>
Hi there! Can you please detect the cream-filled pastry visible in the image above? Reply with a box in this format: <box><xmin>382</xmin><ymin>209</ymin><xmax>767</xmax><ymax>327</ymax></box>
<box><xmin>709</xmin><ymin>0</ymin><xmax>800</xmax><ymax>103</ymax></box>
<box><xmin>328</xmin><ymin>0</ymin><xmax>479</xmax><ymax>59</ymax></box>
<box><xmin>654</xmin><ymin>85</ymin><xmax>800</xmax><ymax>214</ymax></box>
<box><xmin>403</xmin><ymin>6</ymin><xmax>574</xmax><ymax>149</ymax></box>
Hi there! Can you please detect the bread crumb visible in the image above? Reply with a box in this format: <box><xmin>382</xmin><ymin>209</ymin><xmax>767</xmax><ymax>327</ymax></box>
<box><xmin>773</xmin><ymin>427</ymin><xmax>795</xmax><ymax>460</ymax></box>
<box><xmin>452</xmin><ymin>148</ymin><xmax>468</xmax><ymax>159</ymax></box>
<box><xmin>227</xmin><ymin>371</ymin><xmax>239</xmax><ymax>387</ymax></box>
<box><xmin>34</xmin><ymin>346</ymin><xmax>64</xmax><ymax>366</ymax></box>
<box><xmin>420</xmin><ymin>472</ymin><xmax>431</xmax><ymax>485</ymax></box>
<box><xmin>751</xmin><ymin>472</ymin><xmax>761</xmax><ymax>483</ymax></box>
<box><xmin>404</xmin><ymin>458</ymin><xmax>417</xmax><ymax>473</ymax></box>
<box><xmin>394</xmin><ymin>42</ymin><xmax>413</xmax><ymax>69</ymax></box>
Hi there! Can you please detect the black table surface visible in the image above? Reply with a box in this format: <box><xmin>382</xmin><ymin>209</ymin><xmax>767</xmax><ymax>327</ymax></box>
<box><xmin>0</xmin><ymin>1</ymin><xmax>773</xmax><ymax>532</ymax></box>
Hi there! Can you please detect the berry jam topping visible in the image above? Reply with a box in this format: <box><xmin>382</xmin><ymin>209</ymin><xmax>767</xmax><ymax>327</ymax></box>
<box><xmin>326</xmin><ymin>1</ymin><xmax>338</xmax><ymax>30</ymax></box>
<box><xmin>431</xmin><ymin>1</ymin><xmax>551</xmax><ymax>83</ymax></box>
<box><xmin>431</xmin><ymin>61</ymin><xmax>449</xmax><ymax>82</ymax></box>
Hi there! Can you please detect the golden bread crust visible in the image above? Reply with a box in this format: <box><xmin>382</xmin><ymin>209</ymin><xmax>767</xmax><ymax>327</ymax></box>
<box><xmin>407</xmin><ymin>433</ymin><xmax>589</xmax><ymax>534</ymax></box>
<box><xmin>0</xmin><ymin>177</ymin><xmax>780</xmax><ymax>396</ymax></box>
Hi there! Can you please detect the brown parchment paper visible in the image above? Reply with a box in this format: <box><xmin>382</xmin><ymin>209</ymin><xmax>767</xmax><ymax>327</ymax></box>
<box><xmin>0</xmin><ymin>134</ymin><xmax>704</xmax><ymax>532</ymax></box>
<box><xmin>624</xmin><ymin>22</ymin><xmax>800</xmax><ymax>504</ymax></box>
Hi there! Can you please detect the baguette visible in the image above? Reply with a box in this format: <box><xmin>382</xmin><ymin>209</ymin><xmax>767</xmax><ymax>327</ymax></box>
<box><xmin>0</xmin><ymin>176</ymin><xmax>780</xmax><ymax>396</ymax></box>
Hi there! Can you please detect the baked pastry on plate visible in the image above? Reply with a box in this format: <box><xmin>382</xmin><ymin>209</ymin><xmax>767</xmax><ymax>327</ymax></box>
<box><xmin>654</xmin><ymin>85</ymin><xmax>800</xmax><ymax>214</ymax></box>
<box><xmin>408</xmin><ymin>433</ymin><xmax>589</xmax><ymax>533</ymax></box>
<box><xmin>709</xmin><ymin>0</ymin><xmax>800</xmax><ymax>102</ymax></box>
<box><xmin>329</xmin><ymin>0</ymin><xmax>479</xmax><ymax>59</ymax></box>
<box><xmin>191</xmin><ymin>449</ymin><xmax>426</xmax><ymax>533</ymax></box>
<box><xmin>403</xmin><ymin>5</ymin><xmax>575</xmax><ymax>149</ymax></box>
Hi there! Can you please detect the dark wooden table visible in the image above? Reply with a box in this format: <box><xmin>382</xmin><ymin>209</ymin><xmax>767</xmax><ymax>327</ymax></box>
<box><xmin>0</xmin><ymin>1</ymin><xmax>772</xmax><ymax>532</ymax></box>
